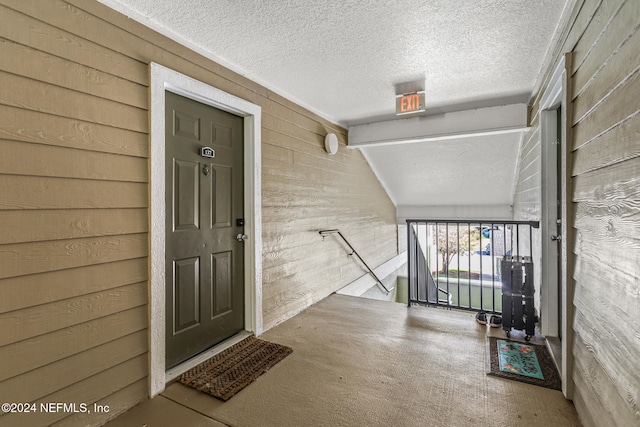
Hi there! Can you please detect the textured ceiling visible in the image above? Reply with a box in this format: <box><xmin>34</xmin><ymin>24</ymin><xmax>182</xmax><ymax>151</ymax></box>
<box><xmin>99</xmin><ymin>0</ymin><xmax>572</xmax><ymax>214</ymax></box>
<box><xmin>99</xmin><ymin>0</ymin><xmax>569</xmax><ymax>126</ymax></box>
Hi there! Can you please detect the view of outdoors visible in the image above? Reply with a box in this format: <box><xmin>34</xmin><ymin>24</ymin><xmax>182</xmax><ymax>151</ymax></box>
<box><xmin>410</xmin><ymin>222</ymin><xmax>521</xmax><ymax>313</ymax></box>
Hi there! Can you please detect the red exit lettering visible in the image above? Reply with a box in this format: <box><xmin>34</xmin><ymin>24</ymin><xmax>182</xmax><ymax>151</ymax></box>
<box><xmin>400</xmin><ymin>94</ymin><xmax>419</xmax><ymax>112</ymax></box>
<box><xmin>396</xmin><ymin>93</ymin><xmax>425</xmax><ymax>115</ymax></box>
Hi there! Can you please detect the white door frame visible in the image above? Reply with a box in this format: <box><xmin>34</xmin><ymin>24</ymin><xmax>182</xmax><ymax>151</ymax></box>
<box><xmin>539</xmin><ymin>53</ymin><xmax>574</xmax><ymax>399</ymax></box>
<box><xmin>148</xmin><ymin>63</ymin><xmax>263</xmax><ymax>397</ymax></box>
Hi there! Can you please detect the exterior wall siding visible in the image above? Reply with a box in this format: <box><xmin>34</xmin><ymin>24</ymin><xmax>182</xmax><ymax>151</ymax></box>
<box><xmin>0</xmin><ymin>1</ymin><xmax>398</xmax><ymax>425</ymax></box>
<box><xmin>512</xmin><ymin>122</ymin><xmax>543</xmax><ymax>309</ymax></box>
<box><xmin>516</xmin><ymin>0</ymin><xmax>640</xmax><ymax>426</ymax></box>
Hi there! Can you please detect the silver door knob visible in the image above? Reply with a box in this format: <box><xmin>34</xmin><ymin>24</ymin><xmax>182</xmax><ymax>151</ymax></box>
<box><xmin>551</xmin><ymin>234</ymin><xmax>562</xmax><ymax>241</ymax></box>
<box><xmin>236</xmin><ymin>234</ymin><xmax>248</xmax><ymax>242</ymax></box>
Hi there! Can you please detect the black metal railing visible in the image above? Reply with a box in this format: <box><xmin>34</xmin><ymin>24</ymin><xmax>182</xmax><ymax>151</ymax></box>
<box><xmin>319</xmin><ymin>229</ymin><xmax>393</xmax><ymax>294</ymax></box>
<box><xmin>407</xmin><ymin>219</ymin><xmax>539</xmax><ymax>313</ymax></box>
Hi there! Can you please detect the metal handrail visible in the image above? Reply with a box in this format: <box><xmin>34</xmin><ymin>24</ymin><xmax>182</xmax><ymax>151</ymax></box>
<box><xmin>319</xmin><ymin>229</ymin><xmax>393</xmax><ymax>294</ymax></box>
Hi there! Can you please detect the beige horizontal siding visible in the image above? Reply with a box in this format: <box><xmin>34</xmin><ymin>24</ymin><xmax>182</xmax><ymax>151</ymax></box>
<box><xmin>0</xmin><ymin>5</ymin><xmax>149</xmax><ymax>85</ymax></box>
<box><xmin>0</xmin><ymin>354</ymin><xmax>147</xmax><ymax>427</ymax></box>
<box><xmin>571</xmin><ymin>1</ymin><xmax>640</xmax><ymax>123</ymax></box>
<box><xmin>1</xmin><ymin>38</ymin><xmax>148</xmax><ymax>109</ymax></box>
<box><xmin>51</xmin><ymin>378</ymin><xmax>149</xmax><ymax>427</ymax></box>
<box><xmin>572</xmin><ymin>112</ymin><xmax>640</xmax><ymax>175</ymax></box>
<box><xmin>0</xmin><ymin>209</ymin><xmax>148</xmax><ymax>245</ymax></box>
<box><xmin>0</xmin><ymin>105</ymin><xmax>149</xmax><ymax>157</ymax></box>
<box><xmin>0</xmin><ymin>259</ymin><xmax>148</xmax><ymax>313</ymax></box>
<box><xmin>572</xmin><ymin>333</ymin><xmax>637</xmax><ymax>427</ymax></box>
<box><xmin>0</xmin><ymin>139</ymin><xmax>148</xmax><ymax>182</ymax></box>
<box><xmin>0</xmin><ymin>306</ymin><xmax>148</xmax><ymax>382</ymax></box>
<box><xmin>572</xmin><ymin>66</ymin><xmax>640</xmax><ymax>149</ymax></box>
<box><xmin>0</xmin><ymin>282</ymin><xmax>147</xmax><ymax>346</ymax></box>
<box><xmin>0</xmin><ymin>71</ymin><xmax>148</xmax><ymax>133</ymax></box>
<box><xmin>0</xmin><ymin>330</ymin><xmax>148</xmax><ymax>404</ymax></box>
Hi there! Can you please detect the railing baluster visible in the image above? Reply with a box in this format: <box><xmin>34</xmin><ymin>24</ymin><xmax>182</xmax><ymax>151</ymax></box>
<box><xmin>445</xmin><ymin>222</ymin><xmax>450</xmax><ymax>307</ymax></box>
<box><xmin>491</xmin><ymin>222</ymin><xmax>496</xmax><ymax>313</ymax></box>
<box><xmin>435</xmin><ymin>222</ymin><xmax>439</xmax><ymax>304</ymax></box>
<box><xmin>479</xmin><ymin>222</ymin><xmax>484</xmax><ymax>311</ymax></box>
<box><xmin>467</xmin><ymin>222</ymin><xmax>471</xmax><ymax>309</ymax></box>
<box><xmin>457</xmin><ymin>222</ymin><xmax>461</xmax><ymax>310</ymax></box>
<box><xmin>407</xmin><ymin>219</ymin><xmax>539</xmax><ymax>315</ymax></box>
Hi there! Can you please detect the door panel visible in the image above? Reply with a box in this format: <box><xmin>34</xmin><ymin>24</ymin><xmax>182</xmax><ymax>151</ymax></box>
<box><xmin>174</xmin><ymin>159</ymin><xmax>200</xmax><ymax>230</ymax></box>
<box><xmin>212</xmin><ymin>123</ymin><xmax>233</xmax><ymax>148</ymax></box>
<box><xmin>174</xmin><ymin>111</ymin><xmax>200</xmax><ymax>140</ymax></box>
<box><xmin>212</xmin><ymin>165</ymin><xmax>232</xmax><ymax>227</ymax></box>
<box><xmin>174</xmin><ymin>256</ymin><xmax>200</xmax><ymax>332</ymax></box>
<box><xmin>212</xmin><ymin>251</ymin><xmax>233</xmax><ymax>316</ymax></box>
<box><xmin>165</xmin><ymin>91</ymin><xmax>244</xmax><ymax>368</ymax></box>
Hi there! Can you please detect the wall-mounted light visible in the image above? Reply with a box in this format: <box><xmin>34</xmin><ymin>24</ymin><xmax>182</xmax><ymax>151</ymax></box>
<box><xmin>324</xmin><ymin>133</ymin><xmax>338</xmax><ymax>155</ymax></box>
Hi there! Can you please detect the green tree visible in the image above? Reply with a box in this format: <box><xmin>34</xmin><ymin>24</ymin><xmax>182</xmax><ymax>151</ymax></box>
<box><xmin>436</xmin><ymin>225</ymin><xmax>480</xmax><ymax>275</ymax></box>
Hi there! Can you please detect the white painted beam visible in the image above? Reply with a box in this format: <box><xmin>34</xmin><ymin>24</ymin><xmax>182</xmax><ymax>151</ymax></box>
<box><xmin>397</xmin><ymin>205</ymin><xmax>513</xmax><ymax>223</ymax></box>
<box><xmin>348</xmin><ymin>104</ymin><xmax>528</xmax><ymax>147</ymax></box>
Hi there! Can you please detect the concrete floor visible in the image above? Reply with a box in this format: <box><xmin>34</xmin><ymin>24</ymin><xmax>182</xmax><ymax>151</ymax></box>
<box><xmin>107</xmin><ymin>294</ymin><xmax>581</xmax><ymax>427</ymax></box>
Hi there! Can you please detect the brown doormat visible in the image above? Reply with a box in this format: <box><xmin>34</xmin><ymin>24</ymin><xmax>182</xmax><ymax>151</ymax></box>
<box><xmin>177</xmin><ymin>335</ymin><xmax>293</xmax><ymax>401</ymax></box>
<box><xmin>486</xmin><ymin>337</ymin><xmax>561</xmax><ymax>390</ymax></box>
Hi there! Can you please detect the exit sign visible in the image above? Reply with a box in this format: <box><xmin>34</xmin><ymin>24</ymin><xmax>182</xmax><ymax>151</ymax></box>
<box><xmin>396</xmin><ymin>92</ymin><xmax>425</xmax><ymax>115</ymax></box>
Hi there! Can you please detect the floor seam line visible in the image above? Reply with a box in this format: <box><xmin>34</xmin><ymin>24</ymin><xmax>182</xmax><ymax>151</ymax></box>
<box><xmin>161</xmin><ymin>392</ymin><xmax>233</xmax><ymax>427</ymax></box>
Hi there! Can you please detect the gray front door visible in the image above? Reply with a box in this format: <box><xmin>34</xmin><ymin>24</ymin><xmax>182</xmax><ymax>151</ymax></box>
<box><xmin>165</xmin><ymin>91</ymin><xmax>244</xmax><ymax>368</ymax></box>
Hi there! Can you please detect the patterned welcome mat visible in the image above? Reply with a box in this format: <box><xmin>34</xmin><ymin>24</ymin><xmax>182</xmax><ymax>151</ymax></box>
<box><xmin>486</xmin><ymin>337</ymin><xmax>561</xmax><ymax>390</ymax></box>
<box><xmin>177</xmin><ymin>335</ymin><xmax>293</xmax><ymax>401</ymax></box>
